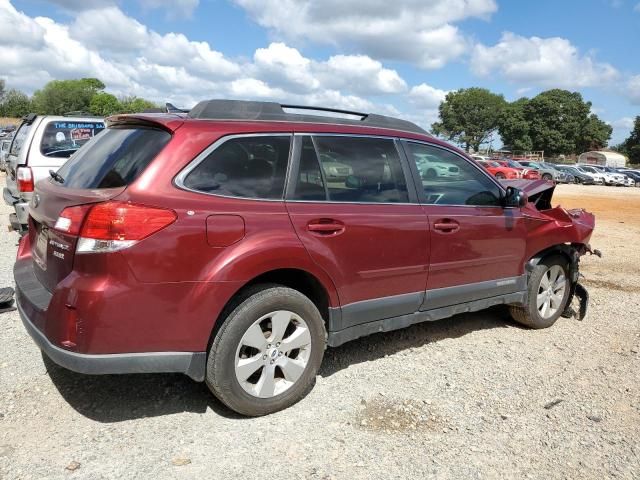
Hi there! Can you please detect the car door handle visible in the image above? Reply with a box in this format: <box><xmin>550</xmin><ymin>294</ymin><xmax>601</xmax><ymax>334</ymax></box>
<box><xmin>307</xmin><ymin>220</ymin><xmax>345</xmax><ymax>235</ymax></box>
<box><xmin>433</xmin><ymin>220</ymin><xmax>460</xmax><ymax>233</ymax></box>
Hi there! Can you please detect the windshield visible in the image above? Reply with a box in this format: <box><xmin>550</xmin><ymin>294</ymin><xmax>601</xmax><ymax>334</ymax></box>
<box><xmin>40</xmin><ymin>120</ymin><xmax>105</xmax><ymax>158</ymax></box>
<box><xmin>580</xmin><ymin>166</ymin><xmax>596</xmax><ymax>173</ymax></box>
<box><xmin>505</xmin><ymin>160</ymin><xmax>522</xmax><ymax>169</ymax></box>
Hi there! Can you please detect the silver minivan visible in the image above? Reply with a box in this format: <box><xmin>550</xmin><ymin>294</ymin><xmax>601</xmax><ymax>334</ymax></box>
<box><xmin>3</xmin><ymin>114</ymin><xmax>105</xmax><ymax>233</ymax></box>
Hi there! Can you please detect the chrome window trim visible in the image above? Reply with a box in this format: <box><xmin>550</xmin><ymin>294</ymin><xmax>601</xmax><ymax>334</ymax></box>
<box><xmin>173</xmin><ymin>132</ymin><xmax>294</xmax><ymax>202</ymax></box>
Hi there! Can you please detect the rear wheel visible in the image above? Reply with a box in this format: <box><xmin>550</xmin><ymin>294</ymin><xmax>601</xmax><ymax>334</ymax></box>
<box><xmin>206</xmin><ymin>285</ymin><xmax>326</xmax><ymax>416</ymax></box>
<box><xmin>542</xmin><ymin>173</ymin><xmax>553</xmax><ymax>181</ymax></box>
<box><xmin>509</xmin><ymin>256</ymin><xmax>570</xmax><ymax>329</ymax></box>
<box><xmin>424</xmin><ymin>169</ymin><xmax>437</xmax><ymax>180</ymax></box>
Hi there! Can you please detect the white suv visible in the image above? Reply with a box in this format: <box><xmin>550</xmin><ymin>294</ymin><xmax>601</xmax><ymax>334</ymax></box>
<box><xmin>3</xmin><ymin>114</ymin><xmax>105</xmax><ymax>233</ymax></box>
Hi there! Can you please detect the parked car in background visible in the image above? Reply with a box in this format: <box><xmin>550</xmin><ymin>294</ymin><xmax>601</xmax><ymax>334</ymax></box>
<box><xmin>517</xmin><ymin>160</ymin><xmax>567</xmax><ymax>182</ymax></box>
<box><xmin>414</xmin><ymin>152</ymin><xmax>460</xmax><ymax>179</ymax></box>
<box><xmin>3</xmin><ymin>114</ymin><xmax>105</xmax><ymax>233</ymax></box>
<box><xmin>616</xmin><ymin>169</ymin><xmax>640</xmax><ymax>186</ymax></box>
<box><xmin>573</xmin><ymin>165</ymin><xmax>605</xmax><ymax>184</ymax></box>
<box><xmin>14</xmin><ymin>99</ymin><xmax>597</xmax><ymax>416</ymax></box>
<box><xmin>540</xmin><ymin>163</ymin><xmax>574</xmax><ymax>184</ymax></box>
<box><xmin>476</xmin><ymin>159</ymin><xmax>520</xmax><ymax>179</ymax></box>
<box><xmin>552</xmin><ymin>165</ymin><xmax>594</xmax><ymax>185</ymax></box>
<box><xmin>493</xmin><ymin>159</ymin><xmax>541</xmax><ymax>180</ymax></box>
<box><xmin>587</xmin><ymin>165</ymin><xmax>626</xmax><ymax>186</ymax></box>
<box><xmin>0</xmin><ymin>138</ymin><xmax>11</xmax><ymax>172</ymax></box>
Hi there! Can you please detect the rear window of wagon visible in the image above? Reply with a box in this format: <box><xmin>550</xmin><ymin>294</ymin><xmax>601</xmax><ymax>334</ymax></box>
<box><xmin>55</xmin><ymin>127</ymin><xmax>171</xmax><ymax>189</ymax></box>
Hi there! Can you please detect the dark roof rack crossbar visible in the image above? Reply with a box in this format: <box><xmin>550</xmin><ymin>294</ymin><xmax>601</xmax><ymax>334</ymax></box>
<box><xmin>187</xmin><ymin>99</ymin><xmax>427</xmax><ymax>135</ymax></box>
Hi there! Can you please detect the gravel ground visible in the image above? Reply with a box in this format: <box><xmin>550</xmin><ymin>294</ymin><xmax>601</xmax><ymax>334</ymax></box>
<box><xmin>1</xmin><ymin>179</ymin><xmax>639</xmax><ymax>479</ymax></box>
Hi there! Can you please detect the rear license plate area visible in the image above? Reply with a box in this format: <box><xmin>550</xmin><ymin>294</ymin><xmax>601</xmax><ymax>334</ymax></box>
<box><xmin>33</xmin><ymin>224</ymin><xmax>48</xmax><ymax>271</ymax></box>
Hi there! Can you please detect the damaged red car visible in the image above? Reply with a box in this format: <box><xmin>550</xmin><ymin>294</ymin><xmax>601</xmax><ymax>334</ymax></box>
<box><xmin>14</xmin><ymin>100</ymin><xmax>598</xmax><ymax>416</ymax></box>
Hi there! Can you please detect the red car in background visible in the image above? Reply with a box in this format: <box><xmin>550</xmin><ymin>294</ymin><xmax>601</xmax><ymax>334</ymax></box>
<box><xmin>493</xmin><ymin>159</ymin><xmax>541</xmax><ymax>180</ymax></box>
<box><xmin>476</xmin><ymin>159</ymin><xmax>521</xmax><ymax>179</ymax></box>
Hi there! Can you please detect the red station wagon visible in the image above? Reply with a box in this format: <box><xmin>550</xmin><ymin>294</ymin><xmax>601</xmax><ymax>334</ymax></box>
<box><xmin>14</xmin><ymin>100</ymin><xmax>598</xmax><ymax>416</ymax></box>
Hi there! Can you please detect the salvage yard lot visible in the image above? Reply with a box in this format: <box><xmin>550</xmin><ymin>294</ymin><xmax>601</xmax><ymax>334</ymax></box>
<box><xmin>0</xmin><ymin>181</ymin><xmax>638</xmax><ymax>479</ymax></box>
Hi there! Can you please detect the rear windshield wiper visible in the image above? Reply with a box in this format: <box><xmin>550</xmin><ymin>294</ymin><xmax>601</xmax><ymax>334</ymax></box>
<box><xmin>49</xmin><ymin>170</ymin><xmax>65</xmax><ymax>184</ymax></box>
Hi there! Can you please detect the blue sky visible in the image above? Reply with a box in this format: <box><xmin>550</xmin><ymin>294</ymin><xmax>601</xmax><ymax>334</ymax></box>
<box><xmin>2</xmin><ymin>0</ymin><xmax>639</xmax><ymax>146</ymax></box>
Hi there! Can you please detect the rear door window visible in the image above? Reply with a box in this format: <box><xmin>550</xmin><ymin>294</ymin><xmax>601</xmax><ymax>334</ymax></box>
<box><xmin>40</xmin><ymin>120</ymin><xmax>105</xmax><ymax>158</ymax></box>
<box><xmin>181</xmin><ymin>135</ymin><xmax>291</xmax><ymax>200</ymax></box>
<box><xmin>55</xmin><ymin>127</ymin><xmax>171</xmax><ymax>189</ymax></box>
<box><xmin>304</xmin><ymin>136</ymin><xmax>409</xmax><ymax>203</ymax></box>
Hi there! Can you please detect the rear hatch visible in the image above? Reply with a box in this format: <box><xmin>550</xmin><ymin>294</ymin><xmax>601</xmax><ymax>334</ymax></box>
<box><xmin>28</xmin><ymin>123</ymin><xmax>174</xmax><ymax>292</ymax></box>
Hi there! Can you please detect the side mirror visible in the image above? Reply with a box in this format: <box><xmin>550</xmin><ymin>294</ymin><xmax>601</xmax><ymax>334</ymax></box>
<box><xmin>503</xmin><ymin>186</ymin><xmax>527</xmax><ymax>208</ymax></box>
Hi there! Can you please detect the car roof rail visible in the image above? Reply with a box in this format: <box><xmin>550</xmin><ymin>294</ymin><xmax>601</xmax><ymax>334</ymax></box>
<box><xmin>187</xmin><ymin>99</ymin><xmax>428</xmax><ymax>135</ymax></box>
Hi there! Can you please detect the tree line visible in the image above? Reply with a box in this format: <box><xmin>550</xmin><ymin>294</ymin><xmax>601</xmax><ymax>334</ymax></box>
<box><xmin>0</xmin><ymin>78</ymin><xmax>158</xmax><ymax>118</ymax></box>
<box><xmin>431</xmin><ymin>87</ymin><xmax>637</xmax><ymax>162</ymax></box>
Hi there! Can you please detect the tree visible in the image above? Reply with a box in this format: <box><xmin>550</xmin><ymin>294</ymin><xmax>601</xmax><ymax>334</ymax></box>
<box><xmin>0</xmin><ymin>79</ymin><xmax>5</xmax><ymax>100</ymax></box>
<box><xmin>525</xmin><ymin>89</ymin><xmax>595</xmax><ymax>156</ymax></box>
<box><xmin>0</xmin><ymin>89</ymin><xmax>32</xmax><ymax>117</ymax></box>
<box><xmin>119</xmin><ymin>96</ymin><xmax>158</xmax><ymax>113</ymax></box>
<box><xmin>498</xmin><ymin>98</ymin><xmax>533</xmax><ymax>152</ymax></box>
<box><xmin>577</xmin><ymin>114</ymin><xmax>612</xmax><ymax>152</ymax></box>
<box><xmin>620</xmin><ymin>116</ymin><xmax>640</xmax><ymax>164</ymax></box>
<box><xmin>498</xmin><ymin>89</ymin><xmax>611</xmax><ymax>156</ymax></box>
<box><xmin>89</xmin><ymin>92</ymin><xmax>122</xmax><ymax>116</ymax></box>
<box><xmin>431</xmin><ymin>88</ymin><xmax>506</xmax><ymax>152</ymax></box>
<box><xmin>31</xmin><ymin>78</ymin><xmax>106</xmax><ymax>115</ymax></box>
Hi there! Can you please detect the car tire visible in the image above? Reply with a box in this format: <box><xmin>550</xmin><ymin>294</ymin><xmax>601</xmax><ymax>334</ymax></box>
<box><xmin>542</xmin><ymin>173</ymin><xmax>553</xmax><ymax>181</ymax></box>
<box><xmin>509</xmin><ymin>255</ymin><xmax>571</xmax><ymax>329</ymax></box>
<box><xmin>495</xmin><ymin>172</ymin><xmax>506</xmax><ymax>179</ymax></box>
<box><xmin>206</xmin><ymin>284</ymin><xmax>326</xmax><ymax>416</ymax></box>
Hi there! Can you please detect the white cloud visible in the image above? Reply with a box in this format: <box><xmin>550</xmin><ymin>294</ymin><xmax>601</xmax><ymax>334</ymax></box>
<box><xmin>319</xmin><ymin>55</ymin><xmax>407</xmax><ymax>94</ymax></box>
<box><xmin>408</xmin><ymin>83</ymin><xmax>447</xmax><ymax>109</ymax></box>
<box><xmin>0</xmin><ymin>1</ymin><xmax>422</xmax><ymax>118</ymax></box>
<box><xmin>233</xmin><ymin>0</ymin><xmax>496</xmax><ymax>69</ymax></box>
<box><xmin>611</xmin><ymin>117</ymin><xmax>634</xmax><ymax>130</ymax></box>
<box><xmin>471</xmin><ymin>32</ymin><xmax>619</xmax><ymax>88</ymax></box>
<box><xmin>139</xmin><ymin>0</ymin><xmax>200</xmax><ymax>18</ymax></box>
<box><xmin>627</xmin><ymin>75</ymin><xmax>640</xmax><ymax>104</ymax></box>
<box><xmin>70</xmin><ymin>7</ymin><xmax>149</xmax><ymax>52</ymax></box>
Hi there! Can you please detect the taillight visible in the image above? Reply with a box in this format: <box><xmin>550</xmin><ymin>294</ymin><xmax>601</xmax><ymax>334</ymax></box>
<box><xmin>17</xmin><ymin>166</ymin><xmax>34</xmax><ymax>192</ymax></box>
<box><xmin>54</xmin><ymin>205</ymin><xmax>93</xmax><ymax>235</ymax></box>
<box><xmin>77</xmin><ymin>202</ymin><xmax>176</xmax><ymax>253</ymax></box>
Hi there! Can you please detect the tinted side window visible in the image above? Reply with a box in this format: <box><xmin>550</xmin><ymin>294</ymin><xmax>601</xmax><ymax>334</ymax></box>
<box><xmin>311</xmin><ymin>136</ymin><xmax>409</xmax><ymax>203</ymax></box>
<box><xmin>56</xmin><ymin>127</ymin><xmax>171</xmax><ymax>189</ymax></box>
<box><xmin>9</xmin><ymin>122</ymin><xmax>32</xmax><ymax>156</ymax></box>
<box><xmin>405</xmin><ymin>142</ymin><xmax>501</xmax><ymax>206</ymax></box>
<box><xmin>291</xmin><ymin>136</ymin><xmax>328</xmax><ymax>201</ymax></box>
<box><xmin>183</xmin><ymin>135</ymin><xmax>291</xmax><ymax>200</ymax></box>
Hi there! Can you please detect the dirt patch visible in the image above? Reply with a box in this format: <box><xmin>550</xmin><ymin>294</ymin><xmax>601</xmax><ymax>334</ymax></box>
<box><xmin>582</xmin><ymin>278</ymin><xmax>636</xmax><ymax>293</ymax></box>
<box><xmin>356</xmin><ymin>397</ymin><xmax>442</xmax><ymax>433</ymax></box>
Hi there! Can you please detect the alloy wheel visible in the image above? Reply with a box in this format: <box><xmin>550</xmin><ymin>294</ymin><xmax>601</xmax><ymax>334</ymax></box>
<box><xmin>234</xmin><ymin>310</ymin><xmax>312</xmax><ymax>398</ymax></box>
<box><xmin>536</xmin><ymin>265</ymin><xmax>567</xmax><ymax>319</ymax></box>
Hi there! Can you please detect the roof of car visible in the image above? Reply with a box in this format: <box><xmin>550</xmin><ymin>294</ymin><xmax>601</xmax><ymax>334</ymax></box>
<box><xmin>186</xmin><ymin>100</ymin><xmax>428</xmax><ymax>135</ymax></box>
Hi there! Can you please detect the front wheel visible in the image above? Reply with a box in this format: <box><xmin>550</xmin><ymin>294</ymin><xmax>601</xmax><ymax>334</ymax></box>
<box><xmin>542</xmin><ymin>173</ymin><xmax>553</xmax><ymax>181</ymax></box>
<box><xmin>509</xmin><ymin>256</ymin><xmax>570</xmax><ymax>329</ymax></box>
<box><xmin>206</xmin><ymin>285</ymin><xmax>326</xmax><ymax>416</ymax></box>
<box><xmin>495</xmin><ymin>172</ymin><xmax>506</xmax><ymax>179</ymax></box>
